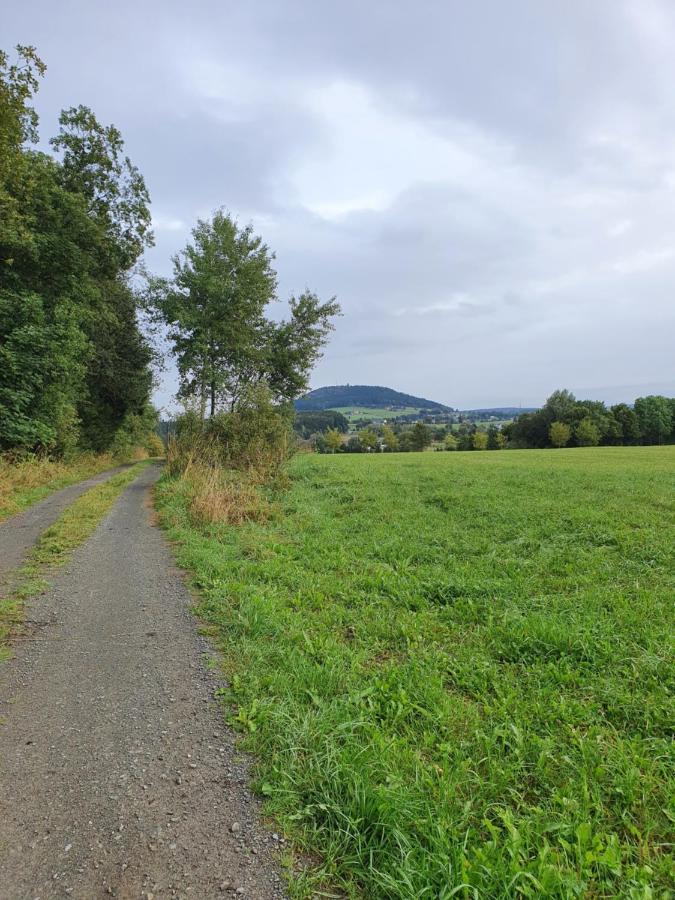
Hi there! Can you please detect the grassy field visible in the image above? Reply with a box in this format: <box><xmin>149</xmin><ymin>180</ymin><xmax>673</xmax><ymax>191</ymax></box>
<box><xmin>331</xmin><ymin>406</ymin><xmax>424</xmax><ymax>423</ymax></box>
<box><xmin>157</xmin><ymin>447</ymin><xmax>674</xmax><ymax>898</ymax></box>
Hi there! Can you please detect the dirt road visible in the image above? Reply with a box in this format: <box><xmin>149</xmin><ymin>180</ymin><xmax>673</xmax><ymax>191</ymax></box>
<box><xmin>0</xmin><ymin>464</ymin><xmax>285</xmax><ymax>899</ymax></box>
<box><xmin>0</xmin><ymin>465</ymin><xmax>130</xmax><ymax>590</ymax></box>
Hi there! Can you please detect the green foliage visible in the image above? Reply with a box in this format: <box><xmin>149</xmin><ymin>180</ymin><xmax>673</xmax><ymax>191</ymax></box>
<box><xmin>293</xmin><ymin>410</ymin><xmax>349</xmax><ymax>439</ymax></box>
<box><xmin>511</xmin><ymin>389</ymin><xmax>675</xmax><ymax>450</ymax></box>
<box><xmin>0</xmin><ymin>44</ymin><xmax>154</xmax><ymax>456</ymax></box>
<box><xmin>323</xmin><ymin>427</ymin><xmax>343</xmax><ymax>454</ymax></box>
<box><xmin>444</xmin><ymin>433</ymin><xmax>458</xmax><ymax>451</ymax></box>
<box><xmin>157</xmin><ymin>446</ymin><xmax>675</xmax><ymax>897</ymax></box>
<box><xmin>167</xmin><ymin>385</ymin><xmax>292</xmax><ymax>479</ymax></box>
<box><xmin>358</xmin><ymin>428</ymin><xmax>379</xmax><ymax>451</ymax></box>
<box><xmin>575</xmin><ymin>416</ymin><xmax>601</xmax><ymax>447</ymax></box>
<box><xmin>409</xmin><ymin>422</ymin><xmax>432</xmax><ymax>451</ymax></box>
<box><xmin>634</xmin><ymin>395</ymin><xmax>673</xmax><ymax>445</ymax></box>
<box><xmin>381</xmin><ymin>424</ymin><xmax>399</xmax><ymax>452</ymax></box>
<box><xmin>472</xmin><ymin>430</ymin><xmax>488</xmax><ymax>450</ymax></box>
<box><xmin>549</xmin><ymin>420</ymin><xmax>571</xmax><ymax>448</ymax></box>
<box><xmin>295</xmin><ymin>384</ymin><xmax>451</xmax><ymax>412</ymax></box>
<box><xmin>148</xmin><ymin>210</ymin><xmax>339</xmax><ymax>416</ymax></box>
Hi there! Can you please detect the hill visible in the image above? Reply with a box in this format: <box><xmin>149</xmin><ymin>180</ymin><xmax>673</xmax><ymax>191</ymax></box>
<box><xmin>295</xmin><ymin>385</ymin><xmax>453</xmax><ymax>412</ymax></box>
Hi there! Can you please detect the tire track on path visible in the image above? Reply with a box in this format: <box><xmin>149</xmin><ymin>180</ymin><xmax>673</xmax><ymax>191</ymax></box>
<box><xmin>0</xmin><ymin>465</ymin><xmax>131</xmax><ymax>589</ymax></box>
<box><xmin>0</xmin><ymin>464</ymin><xmax>285</xmax><ymax>899</ymax></box>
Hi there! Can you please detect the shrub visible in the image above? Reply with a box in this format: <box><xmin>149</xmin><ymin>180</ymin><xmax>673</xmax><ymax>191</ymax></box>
<box><xmin>549</xmin><ymin>420</ymin><xmax>571</xmax><ymax>448</ymax></box>
<box><xmin>575</xmin><ymin>416</ymin><xmax>600</xmax><ymax>447</ymax></box>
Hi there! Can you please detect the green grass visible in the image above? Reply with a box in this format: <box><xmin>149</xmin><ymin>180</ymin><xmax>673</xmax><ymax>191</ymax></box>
<box><xmin>331</xmin><ymin>406</ymin><xmax>424</xmax><ymax>422</ymax></box>
<box><xmin>0</xmin><ymin>451</ymin><xmax>144</xmax><ymax>522</ymax></box>
<box><xmin>0</xmin><ymin>461</ymin><xmax>151</xmax><ymax>659</ymax></box>
<box><xmin>156</xmin><ymin>447</ymin><xmax>675</xmax><ymax>898</ymax></box>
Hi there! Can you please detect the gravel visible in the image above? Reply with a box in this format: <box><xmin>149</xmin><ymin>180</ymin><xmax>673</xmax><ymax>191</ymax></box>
<box><xmin>0</xmin><ymin>465</ymin><xmax>131</xmax><ymax>590</ymax></box>
<box><xmin>0</xmin><ymin>464</ymin><xmax>286</xmax><ymax>899</ymax></box>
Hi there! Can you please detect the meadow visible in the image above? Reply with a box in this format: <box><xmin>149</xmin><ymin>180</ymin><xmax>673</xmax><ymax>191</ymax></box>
<box><xmin>157</xmin><ymin>447</ymin><xmax>675</xmax><ymax>898</ymax></box>
<box><xmin>331</xmin><ymin>405</ymin><xmax>424</xmax><ymax>423</ymax></box>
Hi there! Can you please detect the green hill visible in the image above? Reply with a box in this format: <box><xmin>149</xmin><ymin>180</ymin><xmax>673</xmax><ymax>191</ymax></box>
<box><xmin>295</xmin><ymin>385</ymin><xmax>453</xmax><ymax>412</ymax></box>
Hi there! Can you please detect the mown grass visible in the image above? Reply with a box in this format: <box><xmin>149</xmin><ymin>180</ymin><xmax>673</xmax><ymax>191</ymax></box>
<box><xmin>156</xmin><ymin>447</ymin><xmax>675</xmax><ymax>898</ymax></box>
<box><xmin>0</xmin><ymin>451</ymin><xmax>147</xmax><ymax>523</ymax></box>
<box><xmin>0</xmin><ymin>461</ymin><xmax>151</xmax><ymax>659</ymax></box>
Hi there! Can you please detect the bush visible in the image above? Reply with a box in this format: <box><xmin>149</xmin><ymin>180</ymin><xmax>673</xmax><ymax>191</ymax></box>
<box><xmin>166</xmin><ymin>385</ymin><xmax>293</xmax><ymax>482</ymax></box>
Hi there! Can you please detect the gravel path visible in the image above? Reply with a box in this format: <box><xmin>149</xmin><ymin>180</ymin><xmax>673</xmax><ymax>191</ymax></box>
<box><xmin>0</xmin><ymin>465</ymin><xmax>286</xmax><ymax>899</ymax></box>
<box><xmin>0</xmin><ymin>465</ymin><xmax>130</xmax><ymax>590</ymax></box>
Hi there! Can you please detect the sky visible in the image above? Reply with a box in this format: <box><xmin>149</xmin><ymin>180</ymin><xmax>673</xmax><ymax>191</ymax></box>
<box><xmin>5</xmin><ymin>0</ymin><xmax>675</xmax><ymax>410</ymax></box>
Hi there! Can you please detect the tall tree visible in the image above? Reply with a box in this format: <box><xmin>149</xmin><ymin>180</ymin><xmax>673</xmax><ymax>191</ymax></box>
<box><xmin>634</xmin><ymin>396</ymin><xmax>673</xmax><ymax>445</ymax></box>
<box><xmin>150</xmin><ymin>210</ymin><xmax>339</xmax><ymax>415</ymax></box>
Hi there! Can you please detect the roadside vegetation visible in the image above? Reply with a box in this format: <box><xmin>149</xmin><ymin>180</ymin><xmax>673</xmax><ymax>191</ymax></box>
<box><xmin>0</xmin><ymin>460</ymin><xmax>151</xmax><ymax>659</ymax></box>
<box><xmin>157</xmin><ymin>447</ymin><xmax>675</xmax><ymax>898</ymax></box>
<box><xmin>1</xmin><ymin>46</ymin><xmax>158</xmax><ymax>460</ymax></box>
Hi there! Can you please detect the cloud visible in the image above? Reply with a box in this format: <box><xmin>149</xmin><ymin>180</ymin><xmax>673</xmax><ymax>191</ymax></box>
<box><xmin>4</xmin><ymin>0</ymin><xmax>675</xmax><ymax>408</ymax></box>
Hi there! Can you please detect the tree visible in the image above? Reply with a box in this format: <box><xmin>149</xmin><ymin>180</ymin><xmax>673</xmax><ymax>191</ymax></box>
<box><xmin>610</xmin><ymin>403</ymin><xmax>641</xmax><ymax>445</ymax></box>
<box><xmin>444</xmin><ymin>433</ymin><xmax>458</xmax><ymax>450</ymax></box>
<box><xmin>381</xmin><ymin>424</ymin><xmax>399</xmax><ymax>452</ymax></box>
<box><xmin>51</xmin><ymin>105</ymin><xmax>153</xmax><ymax>269</ymax></box>
<box><xmin>634</xmin><ymin>395</ymin><xmax>672</xmax><ymax>445</ymax></box>
<box><xmin>472</xmin><ymin>431</ymin><xmax>488</xmax><ymax>450</ymax></box>
<box><xmin>409</xmin><ymin>422</ymin><xmax>432</xmax><ymax>451</ymax></box>
<box><xmin>486</xmin><ymin>424</ymin><xmax>505</xmax><ymax>449</ymax></box>
<box><xmin>359</xmin><ymin>428</ymin><xmax>379</xmax><ymax>451</ymax></box>
<box><xmin>0</xmin><ymin>47</ymin><xmax>155</xmax><ymax>455</ymax></box>
<box><xmin>549</xmin><ymin>421</ymin><xmax>571</xmax><ymax>448</ymax></box>
<box><xmin>149</xmin><ymin>211</ymin><xmax>339</xmax><ymax>416</ymax></box>
<box><xmin>0</xmin><ymin>45</ymin><xmax>45</xmax><ymax>242</ymax></box>
<box><xmin>575</xmin><ymin>417</ymin><xmax>600</xmax><ymax>447</ymax></box>
<box><xmin>323</xmin><ymin>427</ymin><xmax>343</xmax><ymax>453</ymax></box>
<box><xmin>266</xmin><ymin>291</ymin><xmax>340</xmax><ymax>403</ymax></box>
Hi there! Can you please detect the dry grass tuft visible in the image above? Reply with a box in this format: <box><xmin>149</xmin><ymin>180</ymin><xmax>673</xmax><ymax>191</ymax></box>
<box><xmin>183</xmin><ymin>464</ymin><xmax>270</xmax><ymax>527</ymax></box>
<box><xmin>0</xmin><ymin>453</ymin><xmax>115</xmax><ymax>520</ymax></box>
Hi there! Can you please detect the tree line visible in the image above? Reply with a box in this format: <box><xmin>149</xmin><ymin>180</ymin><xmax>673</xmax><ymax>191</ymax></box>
<box><xmin>504</xmin><ymin>390</ymin><xmax>675</xmax><ymax>448</ymax></box>
<box><xmin>1</xmin><ymin>44</ymin><xmax>340</xmax><ymax>465</ymax></box>
<box><xmin>1</xmin><ymin>46</ymin><xmax>156</xmax><ymax>457</ymax></box>
<box><xmin>311</xmin><ymin>390</ymin><xmax>675</xmax><ymax>453</ymax></box>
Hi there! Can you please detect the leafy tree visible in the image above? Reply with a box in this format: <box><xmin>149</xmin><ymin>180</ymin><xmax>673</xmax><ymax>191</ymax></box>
<box><xmin>634</xmin><ymin>395</ymin><xmax>673</xmax><ymax>445</ymax></box>
<box><xmin>545</xmin><ymin>389</ymin><xmax>577</xmax><ymax>423</ymax></box>
<box><xmin>51</xmin><ymin>105</ymin><xmax>153</xmax><ymax>270</ymax></box>
<box><xmin>293</xmin><ymin>410</ymin><xmax>348</xmax><ymax>439</ymax></box>
<box><xmin>323</xmin><ymin>427</ymin><xmax>343</xmax><ymax>453</ymax></box>
<box><xmin>472</xmin><ymin>431</ymin><xmax>488</xmax><ymax>450</ymax></box>
<box><xmin>0</xmin><ymin>45</ymin><xmax>45</xmax><ymax>242</ymax></box>
<box><xmin>486</xmin><ymin>424</ymin><xmax>505</xmax><ymax>449</ymax></box>
<box><xmin>575</xmin><ymin>417</ymin><xmax>600</xmax><ymax>447</ymax></box>
<box><xmin>266</xmin><ymin>291</ymin><xmax>340</xmax><ymax>403</ymax></box>
<box><xmin>0</xmin><ymin>45</ymin><xmax>154</xmax><ymax>455</ymax></box>
<box><xmin>444</xmin><ymin>433</ymin><xmax>458</xmax><ymax>451</ymax></box>
<box><xmin>409</xmin><ymin>422</ymin><xmax>432</xmax><ymax>451</ymax></box>
<box><xmin>359</xmin><ymin>428</ymin><xmax>379</xmax><ymax>451</ymax></box>
<box><xmin>549</xmin><ymin>421</ymin><xmax>571</xmax><ymax>448</ymax></box>
<box><xmin>610</xmin><ymin>403</ymin><xmax>641</xmax><ymax>445</ymax></box>
<box><xmin>381</xmin><ymin>424</ymin><xmax>399</xmax><ymax>452</ymax></box>
<box><xmin>150</xmin><ymin>211</ymin><xmax>339</xmax><ymax>416</ymax></box>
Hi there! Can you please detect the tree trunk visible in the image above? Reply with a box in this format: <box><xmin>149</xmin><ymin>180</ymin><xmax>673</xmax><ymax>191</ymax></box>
<box><xmin>210</xmin><ymin>382</ymin><xmax>216</xmax><ymax>417</ymax></box>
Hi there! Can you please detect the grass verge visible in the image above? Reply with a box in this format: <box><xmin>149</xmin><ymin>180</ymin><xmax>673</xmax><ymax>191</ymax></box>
<box><xmin>0</xmin><ymin>461</ymin><xmax>152</xmax><ymax>660</ymax></box>
<box><xmin>156</xmin><ymin>447</ymin><xmax>674</xmax><ymax>899</ymax></box>
<box><xmin>0</xmin><ymin>451</ymin><xmax>152</xmax><ymax>523</ymax></box>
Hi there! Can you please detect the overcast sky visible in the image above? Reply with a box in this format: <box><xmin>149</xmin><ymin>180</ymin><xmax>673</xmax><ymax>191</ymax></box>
<box><xmin>6</xmin><ymin>0</ymin><xmax>675</xmax><ymax>409</ymax></box>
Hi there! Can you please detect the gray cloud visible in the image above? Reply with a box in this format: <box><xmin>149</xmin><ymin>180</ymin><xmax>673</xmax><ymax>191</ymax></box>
<box><xmin>5</xmin><ymin>0</ymin><xmax>675</xmax><ymax>409</ymax></box>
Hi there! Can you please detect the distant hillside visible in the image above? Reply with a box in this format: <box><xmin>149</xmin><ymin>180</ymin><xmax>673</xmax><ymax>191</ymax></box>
<box><xmin>295</xmin><ymin>385</ymin><xmax>453</xmax><ymax>412</ymax></box>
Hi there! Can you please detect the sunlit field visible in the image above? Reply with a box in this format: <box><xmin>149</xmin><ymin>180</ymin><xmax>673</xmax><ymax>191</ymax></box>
<box><xmin>158</xmin><ymin>446</ymin><xmax>675</xmax><ymax>898</ymax></box>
